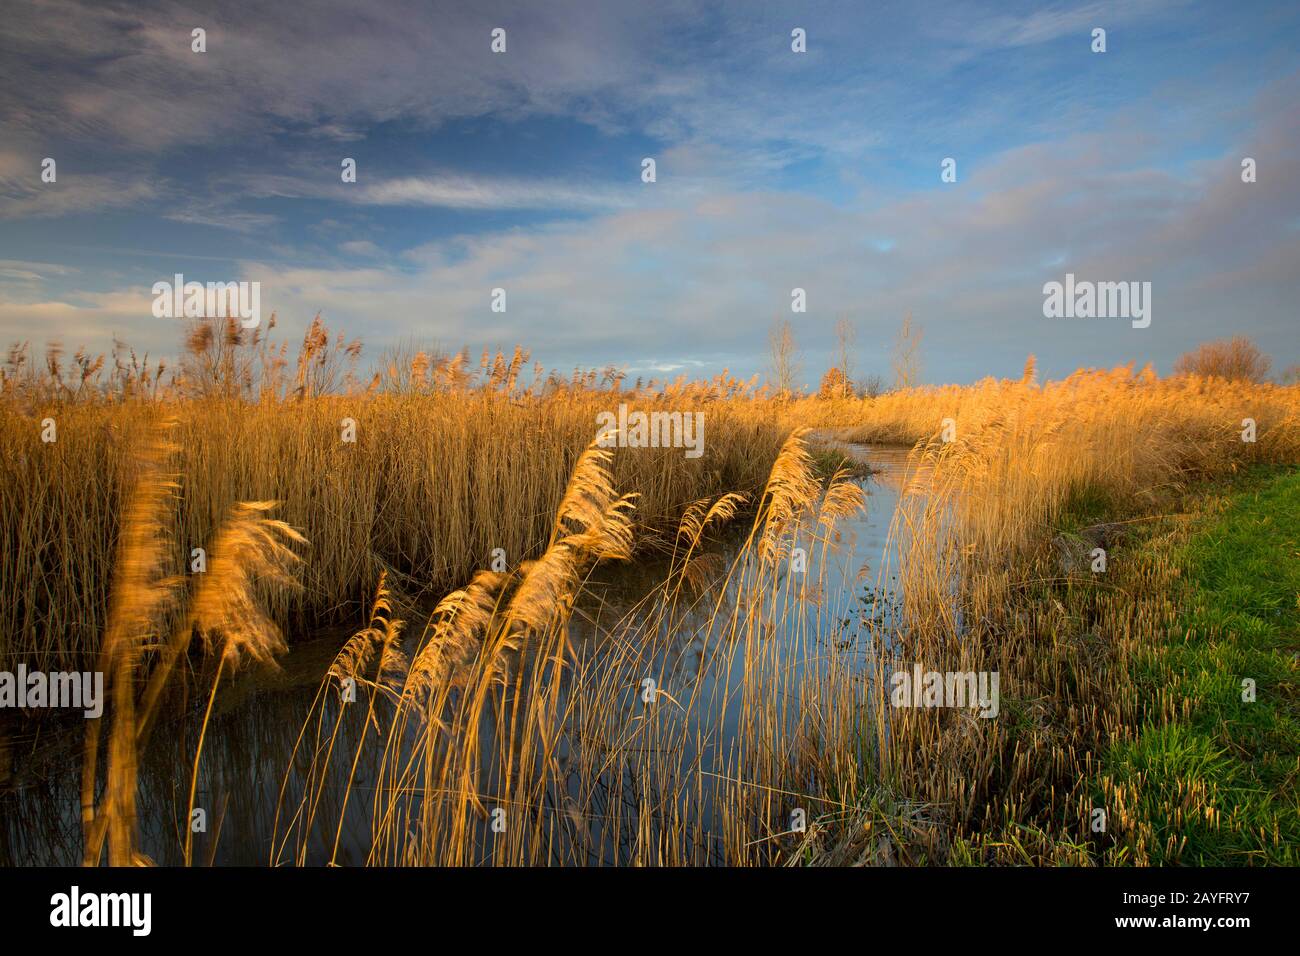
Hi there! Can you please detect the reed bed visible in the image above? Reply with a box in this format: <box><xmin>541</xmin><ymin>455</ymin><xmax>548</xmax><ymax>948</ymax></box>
<box><xmin>1</xmin><ymin>344</ymin><xmax>788</xmax><ymax>673</ymax></box>
<box><xmin>8</xmin><ymin>323</ymin><xmax>1300</xmax><ymax>866</ymax></box>
<box><xmin>800</xmin><ymin>364</ymin><xmax>1300</xmax><ymax>863</ymax></box>
<box><xmin>271</xmin><ymin>428</ymin><xmax>872</xmax><ymax>865</ymax></box>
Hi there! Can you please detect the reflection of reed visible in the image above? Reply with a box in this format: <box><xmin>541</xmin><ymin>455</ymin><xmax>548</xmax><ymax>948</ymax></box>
<box><xmin>833</xmin><ymin>441</ymin><xmax>934</xmax><ymax>497</ymax></box>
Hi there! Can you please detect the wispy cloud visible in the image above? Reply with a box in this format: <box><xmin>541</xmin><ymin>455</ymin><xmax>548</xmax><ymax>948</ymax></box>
<box><xmin>0</xmin><ymin>259</ymin><xmax>80</xmax><ymax>281</ymax></box>
<box><xmin>162</xmin><ymin>205</ymin><xmax>280</xmax><ymax>233</ymax></box>
<box><xmin>355</xmin><ymin>175</ymin><xmax>637</xmax><ymax>211</ymax></box>
<box><xmin>956</xmin><ymin>0</ymin><xmax>1173</xmax><ymax>49</ymax></box>
<box><xmin>0</xmin><ymin>158</ymin><xmax>162</xmax><ymax>219</ymax></box>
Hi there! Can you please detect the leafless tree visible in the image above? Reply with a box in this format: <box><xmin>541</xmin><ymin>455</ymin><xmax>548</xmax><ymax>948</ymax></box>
<box><xmin>834</xmin><ymin>316</ymin><xmax>856</xmax><ymax>386</ymax></box>
<box><xmin>890</xmin><ymin>313</ymin><xmax>923</xmax><ymax>389</ymax></box>
<box><xmin>1173</xmin><ymin>336</ymin><xmax>1273</xmax><ymax>382</ymax></box>
<box><xmin>769</xmin><ymin>318</ymin><xmax>802</xmax><ymax>395</ymax></box>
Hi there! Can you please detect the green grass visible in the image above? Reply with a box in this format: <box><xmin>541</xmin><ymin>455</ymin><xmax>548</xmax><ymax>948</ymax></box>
<box><xmin>1058</xmin><ymin>482</ymin><xmax>1122</xmax><ymax>532</ymax></box>
<box><xmin>807</xmin><ymin>443</ymin><xmax>876</xmax><ymax>480</ymax></box>
<box><xmin>1104</xmin><ymin>467</ymin><xmax>1300</xmax><ymax>865</ymax></box>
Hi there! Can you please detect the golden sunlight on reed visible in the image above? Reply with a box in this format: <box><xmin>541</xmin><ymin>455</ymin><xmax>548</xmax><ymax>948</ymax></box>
<box><xmin>7</xmin><ymin>319</ymin><xmax>1297</xmax><ymax>867</ymax></box>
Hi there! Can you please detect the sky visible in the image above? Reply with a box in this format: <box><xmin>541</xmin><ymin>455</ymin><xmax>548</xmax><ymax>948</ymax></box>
<box><xmin>1</xmin><ymin>0</ymin><xmax>1297</xmax><ymax>387</ymax></box>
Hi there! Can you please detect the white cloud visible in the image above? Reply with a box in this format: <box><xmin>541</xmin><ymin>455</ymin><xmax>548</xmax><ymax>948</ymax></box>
<box><xmin>356</xmin><ymin>175</ymin><xmax>637</xmax><ymax>211</ymax></box>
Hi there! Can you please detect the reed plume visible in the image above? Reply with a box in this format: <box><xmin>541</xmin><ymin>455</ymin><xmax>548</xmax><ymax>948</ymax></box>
<box><xmin>82</xmin><ymin>420</ymin><xmax>307</xmax><ymax>866</ymax></box>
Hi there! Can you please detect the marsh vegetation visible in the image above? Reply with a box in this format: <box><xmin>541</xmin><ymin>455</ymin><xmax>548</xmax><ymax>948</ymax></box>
<box><xmin>1</xmin><ymin>322</ymin><xmax>1296</xmax><ymax>866</ymax></box>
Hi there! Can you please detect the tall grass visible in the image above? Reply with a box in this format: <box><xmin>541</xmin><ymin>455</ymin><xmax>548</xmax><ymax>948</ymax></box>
<box><xmin>1</xmin><ymin>329</ymin><xmax>788</xmax><ymax>672</ymax></box>
<box><xmin>273</xmin><ymin>427</ymin><xmax>870</xmax><ymax>865</ymax></box>
<box><xmin>803</xmin><ymin>364</ymin><xmax>1300</xmax><ymax>863</ymax></box>
<box><xmin>80</xmin><ymin>421</ymin><xmax>307</xmax><ymax>865</ymax></box>
<box><xmin>8</xmin><ymin>322</ymin><xmax>1300</xmax><ymax>866</ymax></box>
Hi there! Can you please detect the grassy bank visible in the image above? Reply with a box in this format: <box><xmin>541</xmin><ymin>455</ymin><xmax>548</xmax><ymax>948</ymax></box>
<box><xmin>787</xmin><ymin>372</ymin><xmax>1299</xmax><ymax>867</ymax></box>
<box><xmin>909</xmin><ymin>466</ymin><xmax>1300</xmax><ymax>866</ymax></box>
<box><xmin>1098</xmin><ymin>467</ymin><xmax>1300</xmax><ymax>865</ymax></box>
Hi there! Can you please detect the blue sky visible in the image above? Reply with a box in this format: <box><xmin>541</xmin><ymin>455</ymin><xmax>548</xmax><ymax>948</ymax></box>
<box><xmin>1</xmin><ymin>0</ymin><xmax>1297</xmax><ymax>385</ymax></box>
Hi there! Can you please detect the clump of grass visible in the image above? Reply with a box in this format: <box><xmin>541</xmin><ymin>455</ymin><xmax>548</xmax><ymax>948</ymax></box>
<box><xmin>807</xmin><ymin>441</ymin><xmax>875</xmax><ymax>480</ymax></box>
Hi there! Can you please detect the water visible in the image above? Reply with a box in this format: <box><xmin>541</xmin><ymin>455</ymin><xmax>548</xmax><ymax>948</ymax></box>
<box><xmin>0</xmin><ymin>443</ymin><xmax>921</xmax><ymax>866</ymax></box>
